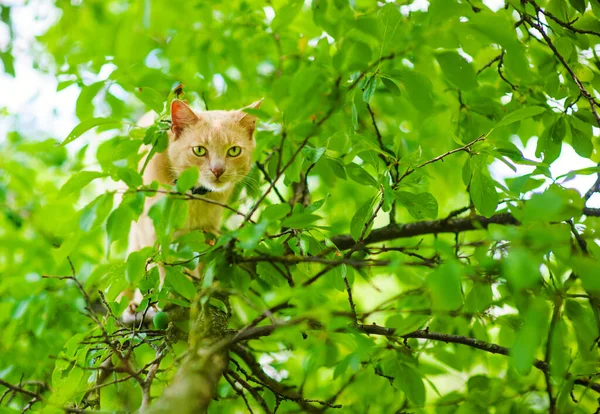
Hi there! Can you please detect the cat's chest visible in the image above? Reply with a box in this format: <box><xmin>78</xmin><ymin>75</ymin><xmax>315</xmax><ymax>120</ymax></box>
<box><xmin>185</xmin><ymin>200</ymin><xmax>222</xmax><ymax>232</ymax></box>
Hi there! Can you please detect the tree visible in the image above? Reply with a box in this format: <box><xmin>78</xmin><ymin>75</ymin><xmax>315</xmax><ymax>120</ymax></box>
<box><xmin>2</xmin><ymin>0</ymin><xmax>600</xmax><ymax>412</ymax></box>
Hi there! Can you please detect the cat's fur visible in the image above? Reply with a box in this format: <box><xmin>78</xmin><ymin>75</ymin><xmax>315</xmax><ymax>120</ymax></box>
<box><xmin>123</xmin><ymin>99</ymin><xmax>261</xmax><ymax>323</ymax></box>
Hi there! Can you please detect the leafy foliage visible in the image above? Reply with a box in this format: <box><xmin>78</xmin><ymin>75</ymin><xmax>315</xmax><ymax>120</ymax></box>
<box><xmin>2</xmin><ymin>0</ymin><xmax>600</xmax><ymax>413</ymax></box>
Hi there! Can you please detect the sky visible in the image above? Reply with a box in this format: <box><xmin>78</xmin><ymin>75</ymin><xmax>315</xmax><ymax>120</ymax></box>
<box><xmin>0</xmin><ymin>0</ymin><xmax>598</xmax><ymax>208</ymax></box>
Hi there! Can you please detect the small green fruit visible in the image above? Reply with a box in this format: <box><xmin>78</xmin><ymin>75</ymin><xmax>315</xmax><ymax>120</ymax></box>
<box><xmin>153</xmin><ymin>311</ymin><xmax>169</xmax><ymax>330</ymax></box>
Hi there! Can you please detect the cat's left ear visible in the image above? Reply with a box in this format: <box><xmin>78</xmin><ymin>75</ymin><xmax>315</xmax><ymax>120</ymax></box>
<box><xmin>238</xmin><ymin>99</ymin><xmax>264</xmax><ymax>135</ymax></box>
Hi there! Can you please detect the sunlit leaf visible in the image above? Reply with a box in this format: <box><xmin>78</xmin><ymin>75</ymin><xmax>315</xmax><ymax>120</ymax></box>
<box><xmin>62</xmin><ymin>118</ymin><xmax>122</xmax><ymax>145</ymax></box>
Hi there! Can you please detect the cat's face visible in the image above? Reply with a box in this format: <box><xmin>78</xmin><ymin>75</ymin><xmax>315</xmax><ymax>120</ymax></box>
<box><xmin>167</xmin><ymin>99</ymin><xmax>261</xmax><ymax>193</ymax></box>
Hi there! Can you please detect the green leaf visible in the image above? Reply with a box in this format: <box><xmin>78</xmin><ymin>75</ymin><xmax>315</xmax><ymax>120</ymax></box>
<box><xmin>79</xmin><ymin>192</ymin><xmax>114</xmax><ymax>232</ymax></box>
<box><xmin>60</xmin><ymin>171</ymin><xmax>108</xmax><ymax>197</ymax></box>
<box><xmin>351</xmin><ymin>101</ymin><xmax>359</xmax><ymax>131</ymax></box>
<box><xmin>379</xmin><ymin>75</ymin><xmax>402</xmax><ymax>96</ymax></box>
<box><xmin>568</xmin><ymin>0</ymin><xmax>586</xmax><ymax>13</ymax></box>
<box><xmin>470</xmin><ymin>170</ymin><xmax>498</xmax><ymax>217</ymax></box>
<box><xmin>52</xmin><ymin>232</ymin><xmax>81</xmax><ymax>265</ymax></box>
<box><xmin>464</xmin><ymin>284</ymin><xmax>493</xmax><ymax>313</ymax></box>
<box><xmin>386</xmin><ymin>314</ymin><xmax>430</xmax><ymax>336</ymax></box>
<box><xmin>301</xmin><ymin>146</ymin><xmax>326</xmax><ymax>163</ymax></box>
<box><xmin>281</xmin><ymin>212</ymin><xmax>321</xmax><ymax>229</ymax></box>
<box><xmin>521</xmin><ymin>185</ymin><xmax>579</xmax><ymax>222</ymax></box>
<box><xmin>346</xmin><ymin>163</ymin><xmax>378</xmax><ymax>187</ymax></box>
<box><xmin>76</xmin><ymin>82</ymin><xmax>104</xmax><ymax>120</ymax></box>
<box><xmin>435</xmin><ymin>51</ymin><xmax>478</xmax><ymax>91</ymax></box>
<box><xmin>495</xmin><ymin>106</ymin><xmax>546</xmax><ymax>128</ymax></box>
<box><xmin>536</xmin><ymin>116</ymin><xmax>565</xmax><ymax>163</ymax></box>
<box><xmin>556</xmin><ymin>166</ymin><xmax>600</xmax><ymax>180</ymax></box>
<box><xmin>572</xmin><ymin>256</ymin><xmax>600</xmax><ymax>292</ymax></box>
<box><xmin>399</xmin><ymin>70</ymin><xmax>434</xmax><ymax>112</ymax></box>
<box><xmin>140</xmin><ymin>266</ymin><xmax>160</xmax><ymax>293</ymax></box>
<box><xmin>0</xmin><ymin>51</ymin><xmax>15</xmax><ymax>76</ymax></box>
<box><xmin>565</xmin><ymin>299</ymin><xmax>599</xmax><ymax>359</ymax></box>
<box><xmin>237</xmin><ymin>220</ymin><xmax>268</xmax><ymax>250</ymax></box>
<box><xmin>126</xmin><ymin>250</ymin><xmax>147</xmax><ymax>284</ymax></box>
<box><xmin>166</xmin><ymin>267</ymin><xmax>196</xmax><ymax>300</ymax></box>
<box><xmin>570</xmin><ymin>120</ymin><xmax>593</xmax><ymax>158</ymax></box>
<box><xmin>62</xmin><ymin>118</ymin><xmax>121</xmax><ymax>146</ymax></box>
<box><xmin>427</xmin><ymin>263</ymin><xmax>463</xmax><ymax>311</ymax></box>
<box><xmin>134</xmin><ymin>86</ymin><xmax>165</xmax><ymax>113</ymax></box>
<box><xmin>117</xmin><ymin>167</ymin><xmax>143</xmax><ymax>188</ymax></box>
<box><xmin>362</xmin><ymin>76</ymin><xmax>377</xmax><ymax>102</ymax></box>
<box><xmin>78</xmin><ymin>202</ymin><xmax>97</xmax><ymax>232</ymax></box>
<box><xmin>261</xmin><ymin>203</ymin><xmax>291</xmax><ymax>221</ymax></box>
<box><xmin>176</xmin><ymin>167</ymin><xmax>199</xmax><ymax>193</ymax></box>
<box><xmin>324</xmin><ymin>157</ymin><xmax>347</xmax><ymax>180</ymax></box>
<box><xmin>256</xmin><ymin>262</ymin><xmax>283</xmax><ymax>287</ymax></box>
<box><xmin>510</xmin><ymin>298</ymin><xmax>549</xmax><ymax>375</ymax></box>
<box><xmin>506</xmin><ymin>174</ymin><xmax>545</xmax><ymax>195</ymax></box>
<box><xmin>395</xmin><ymin>191</ymin><xmax>438</xmax><ymax>220</ymax></box>
<box><xmin>350</xmin><ymin>197</ymin><xmax>375</xmax><ymax>241</ymax></box>
<box><xmin>391</xmin><ymin>362</ymin><xmax>426</xmax><ymax>406</ymax></box>
<box><xmin>501</xmin><ymin>248</ymin><xmax>541</xmax><ymax>290</ymax></box>
<box><xmin>272</xmin><ymin>0</ymin><xmax>303</xmax><ymax>30</ymax></box>
<box><xmin>229</xmin><ymin>266</ymin><xmax>251</xmax><ymax>292</ymax></box>
<box><xmin>106</xmin><ymin>205</ymin><xmax>134</xmax><ymax>247</ymax></box>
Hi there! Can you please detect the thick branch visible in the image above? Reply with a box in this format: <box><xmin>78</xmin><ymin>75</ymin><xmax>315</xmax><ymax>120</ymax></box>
<box><xmin>144</xmin><ymin>307</ymin><xmax>229</xmax><ymax>414</ymax></box>
<box><xmin>329</xmin><ymin>208</ymin><xmax>600</xmax><ymax>251</ymax></box>
<box><xmin>239</xmin><ymin>255</ymin><xmax>389</xmax><ymax>267</ymax></box>
<box><xmin>331</xmin><ymin>212</ymin><xmax>518</xmax><ymax>250</ymax></box>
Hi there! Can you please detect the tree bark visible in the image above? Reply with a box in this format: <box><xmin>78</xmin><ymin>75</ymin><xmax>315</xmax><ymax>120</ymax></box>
<box><xmin>145</xmin><ymin>306</ymin><xmax>229</xmax><ymax>414</ymax></box>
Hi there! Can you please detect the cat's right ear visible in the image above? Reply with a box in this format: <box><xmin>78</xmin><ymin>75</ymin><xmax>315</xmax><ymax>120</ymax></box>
<box><xmin>171</xmin><ymin>100</ymin><xmax>199</xmax><ymax>138</ymax></box>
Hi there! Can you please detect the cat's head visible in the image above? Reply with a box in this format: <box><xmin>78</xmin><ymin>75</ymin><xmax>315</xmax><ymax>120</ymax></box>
<box><xmin>167</xmin><ymin>99</ymin><xmax>262</xmax><ymax>193</ymax></box>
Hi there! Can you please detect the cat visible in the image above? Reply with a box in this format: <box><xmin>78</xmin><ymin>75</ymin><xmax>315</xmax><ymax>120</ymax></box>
<box><xmin>122</xmin><ymin>98</ymin><xmax>262</xmax><ymax>323</ymax></box>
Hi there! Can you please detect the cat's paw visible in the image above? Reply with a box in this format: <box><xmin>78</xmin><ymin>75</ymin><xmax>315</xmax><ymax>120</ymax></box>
<box><xmin>121</xmin><ymin>302</ymin><xmax>158</xmax><ymax>326</ymax></box>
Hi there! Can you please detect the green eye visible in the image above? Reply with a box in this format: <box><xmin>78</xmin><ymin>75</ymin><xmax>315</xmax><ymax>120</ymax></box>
<box><xmin>227</xmin><ymin>146</ymin><xmax>242</xmax><ymax>157</ymax></box>
<box><xmin>192</xmin><ymin>146</ymin><xmax>207</xmax><ymax>157</ymax></box>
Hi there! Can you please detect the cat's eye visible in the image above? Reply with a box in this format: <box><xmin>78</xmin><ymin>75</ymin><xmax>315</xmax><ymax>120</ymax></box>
<box><xmin>192</xmin><ymin>146</ymin><xmax>207</xmax><ymax>157</ymax></box>
<box><xmin>227</xmin><ymin>146</ymin><xmax>242</xmax><ymax>157</ymax></box>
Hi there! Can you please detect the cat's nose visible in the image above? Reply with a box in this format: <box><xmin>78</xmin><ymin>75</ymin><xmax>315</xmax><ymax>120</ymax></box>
<box><xmin>210</xmin><ymin>166</ymin><xmax>225</xmax><ymax>178</ymax></box>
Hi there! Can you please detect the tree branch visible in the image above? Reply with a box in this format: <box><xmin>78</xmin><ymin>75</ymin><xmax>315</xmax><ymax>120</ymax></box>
<box><xmin>330</xmin><ymin>212</ymin><xmax>519</xmax><ymax>250</ymax></box>
<box><xmin>526</xmin><ymin>0</ymin><xmax>600</xmax><ymax>38</ymax></box>
<box><xmin>522</xmin><ymin>13</ymin><xmax>600</xmax><ymax>128</ymax></box>
<box><xmin>397</xmin><ymin>135</ymin><xmax>485</xmax><ymax>182</ymax></box>
<box><xmin>144</xmin><ymin>306</ymin><xmax>229</xmax><ymax>413</ymax></box>
<box><xmin>234</xmin><ymin>322</ymin><xmax>600</xmax><ymax>394</ymax></box>
<box><xmin>231</xmin><ymin>344</ymin><xmax>331</xmax><ymax>412</ymax></box>
<box><xmin>0</xmin><ymin>379</ymin><xmax>42</xmax><ymax>400</ymax></box>
<box><xmin>329</xmin><ymin>208</ymin><xmax>600</xmax><ymax>251</ymax></box>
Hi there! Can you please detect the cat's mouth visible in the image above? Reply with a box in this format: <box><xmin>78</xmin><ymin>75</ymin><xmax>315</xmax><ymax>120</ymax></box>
<box><xmin>198</xmin><ymin>178</ymin><xmax>231</xmax><ymax>193</ymax></box>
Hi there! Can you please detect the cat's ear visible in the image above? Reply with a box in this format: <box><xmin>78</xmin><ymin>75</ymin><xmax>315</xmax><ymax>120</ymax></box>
<box><xmin>238</xmin><ymin>99</ymin><xmax>264</xmax><ymax>135</ymax></box>
<box><xmin>171</xmin><ymin>100</ymin><xmax>199</xmax><ymax>138</ymax></box>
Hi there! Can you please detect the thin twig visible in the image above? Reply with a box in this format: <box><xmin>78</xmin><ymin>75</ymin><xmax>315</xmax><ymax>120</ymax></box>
<box><xmin>127</xmin><ymin>188</ymin><xmax>255</xmax><ymax>223</ymax></box>
<box><xmin>398</xmin><ymin>135</ymin><xmax>485</xmax><ymax>182</ymax></box>
<box><xmin>522</xmin><ymin>14</ymin><xmax>600</xmax><ymax>128</ymax></box>
<box><xmin>527</xmin><ymin>0</ymin><xmax>600</xmax><ymax>38</ymax></box>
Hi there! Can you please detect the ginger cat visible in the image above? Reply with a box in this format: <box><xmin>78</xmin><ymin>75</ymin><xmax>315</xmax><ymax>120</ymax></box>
<box><xmin>123</xmin><ymin>98</ymin><xmax>262</xmax><ymax>323</ymax></box>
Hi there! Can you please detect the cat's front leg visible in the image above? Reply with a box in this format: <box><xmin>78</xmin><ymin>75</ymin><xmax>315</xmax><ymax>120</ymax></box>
<box><xmin>121</xmin><ymin>213</ymin><xmax>162</xmax><ymax>325</ymax></box>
